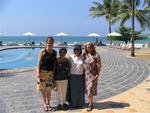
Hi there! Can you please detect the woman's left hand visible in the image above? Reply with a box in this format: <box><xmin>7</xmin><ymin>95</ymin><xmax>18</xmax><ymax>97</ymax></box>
<box><xmin>95</xmin><ymin>74</ymin><xmax>99</xmax><ymax>80</ymax></box>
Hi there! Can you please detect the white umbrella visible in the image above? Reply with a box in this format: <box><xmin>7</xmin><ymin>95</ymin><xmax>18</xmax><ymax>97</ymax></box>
<box><xmin>55</xmin><ymin>32</ymin><xmax>68</xmax><ymax>43</ymax></box>
<box><xmin>23</xmin><ymin>32</ymin><xmax>35</xmax><ymax>46</ymax></box>
<box><xmin>107</xmin><ymin>32</ymin><xmax>121</xmax><ymax>45</ymax></box>
<box><xmin>88</xmin><ymin>33</ymin><xmax>100</xmax><ymax>37</ymax></box>
<box><xmin>55</xmin><ymin>32</ymin><xmax>68</xmax><ymax>36</ymax></box>
<box><xmin>23</xmin><ymin>32</ymin><xmax>35</xmax><ymax>36</ymax></box>
<box><xmin>88</xmin><ymin>33</ymin><xmax>100</xmax><ymax>42</ymax></box>
<box><xmin>107</xmin><ymin>32</ymin><xmax>121</xmax><ymax>36</ymax></box>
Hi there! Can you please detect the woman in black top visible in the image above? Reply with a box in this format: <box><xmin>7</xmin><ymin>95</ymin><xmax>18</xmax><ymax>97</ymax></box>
<box><xmin>37</xmin><ymin>37</ymin><xmax>57</xmax><ymax>111</ymax></box>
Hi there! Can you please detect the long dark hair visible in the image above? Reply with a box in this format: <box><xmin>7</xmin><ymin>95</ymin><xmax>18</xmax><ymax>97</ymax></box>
<box><xmin>59</xmin><ymin>47</ymin><xmax>67</xmax><ymax>54</ymax></box>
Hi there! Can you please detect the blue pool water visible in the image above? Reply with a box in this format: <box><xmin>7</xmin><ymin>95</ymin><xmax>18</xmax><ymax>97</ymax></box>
<box><xmin>0</xmin><ymin>48</ymin><xmax>61</xmax><ymax>69</ymax></box>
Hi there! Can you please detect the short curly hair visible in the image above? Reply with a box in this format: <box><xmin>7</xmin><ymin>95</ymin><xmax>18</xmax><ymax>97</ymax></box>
<box><xmin>73</xmin><ymin>44</ymin><xmax>82</xmax><ymax>55</ymax></box>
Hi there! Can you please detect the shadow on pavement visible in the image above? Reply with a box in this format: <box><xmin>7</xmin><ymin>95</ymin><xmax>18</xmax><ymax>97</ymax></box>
<box><xmin>0</xmin><ymin>73</ymin><xmax>16</xmax><ymax>77</ymax></box>
<box><xmin>94</xmin><ymin>101</ymin><xmax>130</xmax><ymax>110</ymax></box>
<box><xmin>0</xmin><ymin>98</ymin><xmax>7</xmax><ymax>113</ymax></box>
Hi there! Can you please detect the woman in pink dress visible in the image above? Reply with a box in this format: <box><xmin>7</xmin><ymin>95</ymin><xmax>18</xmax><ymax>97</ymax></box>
<box><xmin>84</xmin><ymin>42</ymin><xmax>102</xmax><ymax>111</ymax></box>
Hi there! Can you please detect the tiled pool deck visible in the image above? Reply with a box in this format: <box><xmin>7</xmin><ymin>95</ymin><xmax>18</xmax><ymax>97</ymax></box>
<box><xmin>0</xmin><ymin>46</ymin><xmax>150</xmax><ymax>113</ymax></box>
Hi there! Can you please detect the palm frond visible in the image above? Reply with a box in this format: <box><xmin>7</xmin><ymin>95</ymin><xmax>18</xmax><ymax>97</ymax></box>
<box><xmin>135</xmin><ymin>16</ymin><xmax>146</xmax><ymax>29</ymax></box>
<box><xmin>136</xmin><ymin>10</ymin><xmax>150</xmax><ymax>29</ymax></box>
<box><xmin>144</xmin><ymin>0</ymin><xmax>150</xmax><ymax>6</ymax></box>
<box><xmin>111</xmin><ymin>17</ymin><xmax>120</xmax><ymax>24</ymax></box>
<box><xmin>120</xmin><ymin>13</ymin><xmax>131</xmax><ymax>26</ymax></box>
<box><xmin>143</xmin><ymin>6</ymin><xmax>150</xmax><ymax>13</ymax></box>
<box><xmin>89</xmin><ymin>6</ymin><xmax>106</xmax><ymax>18</ymax></box>
<box><xmin>135</xmin><ymin>0</ymin><xmax>141</xmax><ymax>7</ymax></box>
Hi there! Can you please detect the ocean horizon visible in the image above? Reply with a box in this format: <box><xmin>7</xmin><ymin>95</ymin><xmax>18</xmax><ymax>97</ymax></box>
<box><xmin>0</xmin><ymin>36</ymin><xmax>150</xmax><ymax>45</ymax></box>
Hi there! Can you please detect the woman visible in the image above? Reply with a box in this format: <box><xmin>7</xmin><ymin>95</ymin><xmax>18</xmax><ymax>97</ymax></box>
<box><xmin>69</xmin><ymin>44</ymin><xmax>85</xmax><ymax>108</ymax></box>
<box><xmin>36</xmin><ymin>37</ymin><xmax>57</xmax><ymax>111</ymax></box>
<box><xmin>55</xmin><ymin>48</ymin><xmax>70</xmax><ymax>110</ymax></box>
<box><xmin>84</xmin><ymin>42</ymin><xmax>101</xmax><ymax>111</ymax></box>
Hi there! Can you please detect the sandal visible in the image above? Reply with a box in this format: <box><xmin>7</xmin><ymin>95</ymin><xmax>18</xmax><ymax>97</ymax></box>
<box><xmin>43</xmin><ymin>105</ymin><xmax>48</xmax><ymax>111</ymax></box>
<box><xmin>47</xmin><ymin>105</ymin><xmax>52</xmax><ymax>111</ymax></box>
<box><xmin>86</xmin><ymin>104</ymin><xmax>93</xmax><ymax>112</ymax></box>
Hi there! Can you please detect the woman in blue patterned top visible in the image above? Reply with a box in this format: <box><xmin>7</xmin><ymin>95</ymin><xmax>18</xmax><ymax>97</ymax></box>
<box><xmin>55</xmin><ymin>48</ymin><xmax>70</xmax><ymax>110</ymax></box>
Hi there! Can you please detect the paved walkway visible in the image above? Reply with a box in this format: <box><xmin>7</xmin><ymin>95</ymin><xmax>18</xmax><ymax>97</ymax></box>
<box><xmin>0</xmin><ymin>47</ymin><xmax>150</xmax><ymax>113</ymax></box>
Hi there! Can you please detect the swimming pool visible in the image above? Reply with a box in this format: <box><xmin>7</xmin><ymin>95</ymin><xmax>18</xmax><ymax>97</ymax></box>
<box><xmin>0</xmin><ymin>48</ymin><xmax>62</xmax><ymax>69</ymax></box>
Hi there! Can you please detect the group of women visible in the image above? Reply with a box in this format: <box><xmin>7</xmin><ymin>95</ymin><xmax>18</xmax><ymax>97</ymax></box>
<box><xmin>36</xmin><ymin>37</ymin><xmax>101</xmax><ymax>112</ymax></box>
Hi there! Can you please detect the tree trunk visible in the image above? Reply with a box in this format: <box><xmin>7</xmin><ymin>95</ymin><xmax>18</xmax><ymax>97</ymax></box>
<box><xmin>109</xmin><ymin>20</ymin><xmax>112</xmax><ymax>33</ymax></box>
<box><xmin>109</xmin><ymin>14</ymin><xmax>112</xmax><ymax>45</ymax></box>
<box><xmin>131</xmin><ymin>0</ymin><xmax>135</xmax><ymax>57</ymax></box>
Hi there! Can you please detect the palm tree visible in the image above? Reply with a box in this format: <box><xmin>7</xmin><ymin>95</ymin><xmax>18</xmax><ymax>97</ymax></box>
<box><xmin>89</xmin><ymin>0</ymin><xmax>120</xmax><ymax>45</ymax></box>
<box><xmin>116</xmin><ymin>26</ymin><xmax>148</xmax><ymax>44</ymax></box>
<box><xmin>116</xmin><ymin>0</ymin><xmax>150</xmax><ymax>57</ymax></box>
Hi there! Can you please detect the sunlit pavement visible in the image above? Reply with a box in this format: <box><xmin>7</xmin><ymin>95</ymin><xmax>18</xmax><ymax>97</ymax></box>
<box><xmin>0</xmin><ymin>47</ymin><xmax>150</xmax><ymax>113</ymax></box>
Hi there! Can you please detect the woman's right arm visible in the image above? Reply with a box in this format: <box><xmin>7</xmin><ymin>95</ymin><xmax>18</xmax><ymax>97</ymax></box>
<box><xmin>36</xmin><ymin>50</ymin><xmax>44</xmax><ymax>78</ymax></box>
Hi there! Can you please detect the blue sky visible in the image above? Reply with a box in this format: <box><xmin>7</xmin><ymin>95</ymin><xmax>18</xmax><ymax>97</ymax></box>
<box><xmin>0</xmin><ymin>0</ymin><xmax>149</xmax><ymax>36</ymax></box>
